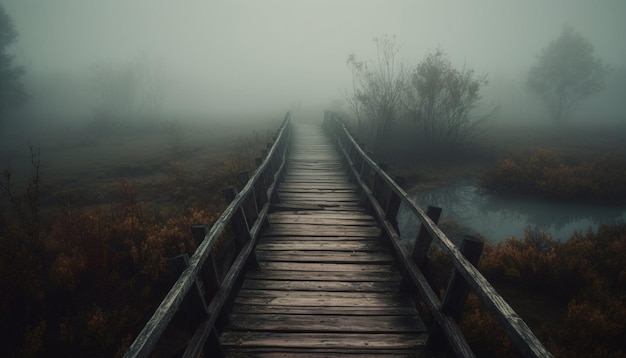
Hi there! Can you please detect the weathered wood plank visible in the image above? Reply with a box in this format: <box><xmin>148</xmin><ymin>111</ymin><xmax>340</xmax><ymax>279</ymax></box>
<box><xmin>263</xmin><ymin>224</ymin><xmax>380</xmax><ymax>237</ymax></box>
<box><xmin>255</xmin><ymin>240</ymin><xmax>384</xmax><ymax>251</ymax></box>
<box><xmin>221</xmin><ymin>350</ymin><xmax>419</xmax><ymax>357</ymax></box>
<box><xmin>220</xmin><ymin>332</ymin><xmax>428</xmax><ymax>350</ymax></box>
<box><xmin>271</xmin><ymin>203</ymin><xmax>366</xmax><ymax>212</ymax></box>
<box><xmin>244</xmin><ymin>269</ymin><xmax>402</xmax><ymax>282</ymax></box>
<box><xmin>268</xmin><ymin>211</ymin><xmax>372</xmax><ymax>219</ymax></box>
<box><xmin>230</xmin><ymin>304</ymin><xmax>418</xmax><ymax>316</ymax></box>
<box><xmin>226</xmin><ymin>314</ymin><xmax>426</xmax><ymax>332</ymax></box>
<box><xmin>278</xmin><ymin>183</ymin><xmax>357</xmax><ymax>190</ymax></box>
<box><xmin>268</xmin><ymin>217</ymin><xmax>377</xmax><ymax>226</ymax></box>
<box><xmin>241</xmin><ymin>279</ymin><xmax>400</xmax><ymax>292</ymax></box>
<box><xmin>257</xmin><ymin>262</ymin><xmax>394</xmax><ymax>272</ymax></box>
<box><xmin>256</xmin><ymin>251</ymin><xmax>393</xmax><ymax>264</ymax></box>
<box><xmin>277</xmin><ymin>193</ymin><xmax>360</xmax><ymax>201</ymax></box>
<box><xmin>259</xmin><ymin>235</ymin><xmax>380</xmax><ymax>242</ymax></box>
<box><xmin>236</xmin><ymin>289</ymin><xmax>398</xmax><ymax>299</ymax></box>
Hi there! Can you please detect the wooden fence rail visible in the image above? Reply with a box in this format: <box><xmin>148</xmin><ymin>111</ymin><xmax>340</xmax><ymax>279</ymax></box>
<box><xmin>124</xmin><ymin>112</ymin><xmax>292</xmax><ymax>358</ymax></box>
<box><xmin>323</xmin><ymin>110</ymin><xmax>553</xmax><ymax>358</ymax></box>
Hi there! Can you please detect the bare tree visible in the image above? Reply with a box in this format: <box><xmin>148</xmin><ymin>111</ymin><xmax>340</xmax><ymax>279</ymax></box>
<box><xmin>527</xmin><ymin>26</ymin><xmax>611</xmax><ymax>125</ymax></box>
<box><xmin>345</xmin><ymin>35</ymin><xmax>406</xmax><ymax>156</ymax></box>
<box><xmin>407</xmin><ymin>49</ymin><xmax>494</xmax><ymax>149</ymax></box>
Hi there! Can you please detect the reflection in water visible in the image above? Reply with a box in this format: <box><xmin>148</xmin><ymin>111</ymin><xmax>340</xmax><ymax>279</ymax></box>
<box><xmin>399</xmin><ymin>180</ymin><xmax>626</xmax><ymax>243</ymax></box>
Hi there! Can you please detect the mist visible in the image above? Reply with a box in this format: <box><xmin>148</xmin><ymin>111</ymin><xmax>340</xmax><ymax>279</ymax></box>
<box><xmin>2</xmin><ymin>0</ymin><xmax>625</xmax><ymax>127</ymax></box>
<box><xmin>3</xmin><ymin>2</ymin><xmax>626</xmax><ymax>356</ymax></box>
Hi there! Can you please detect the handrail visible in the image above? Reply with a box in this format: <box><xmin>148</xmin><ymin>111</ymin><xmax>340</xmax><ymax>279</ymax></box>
<box><xmin>323</xmin><ymin>110</ymin><xmax>552</xmax><ymax>358</ymax></box>
<box><xmin>124</xmin><ymin>112</ymin><xmax>291</xmax><ymax>358</ymax></box>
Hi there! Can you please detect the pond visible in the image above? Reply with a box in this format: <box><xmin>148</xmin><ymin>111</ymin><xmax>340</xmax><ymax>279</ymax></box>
<box><xmin>397</xmin><ymin>179</ymin><xmax>626</xmax><ymax>245</ymax></box>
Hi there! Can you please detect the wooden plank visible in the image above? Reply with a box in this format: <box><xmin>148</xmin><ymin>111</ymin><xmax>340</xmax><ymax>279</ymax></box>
<box><xmin>278</xmin><ymin>188</ymin><xmax>356</xmax><ymax>194</ymax></box>
<box><xmin>271</xmin><ymin>203</ymin><xmax>365</xmax><ymax>212</ymax></box>
<box><xmin>241</xmin><ymin>279</ymin><xmax>400</xmax><ymax>292</ymax></box>
<box><xmin>259</xmin><ymin>235</ymin><xmax>381</xmax><ymax>242</ymax></box>
<box><xmin>257</xmin><ymin>262</ymin><xmax>394</xmax><ymax>273</ymax></box>
<box><xmin>221</xmin><ymin>350</ymin><xmax>418</xmax><ymax>357</ymax></box>
<box><xmin>268</xmin><ymin>216</ymin><xmax>377</xmax><ymax>226</ymax></box>
<box><xmin>278</xmin><ymin>183</ymin><xmax>356</xmax><ymax>190</ymax></box>
<box><xmin>226</xmin><ymin>314</ymin><xmax>426</xmax><ymax>332</ymax></box>
<box><xmin>263</xmin><ymin>225</ymin><xmax>380</xmax><ymax>237</ymax></box>
<box><xmin>277</xmin><ymin>193</ymin><xmax>359</xmax><ymax>200</ymax></box>
<box><xmin>268</xmin><ymin>211</ymin><xmax>373</xmax><ymax>219</ymax></box>
<box><xmin>230</xmin><ymin>304</ymin><xmax>418</xmax><ymax>316</ymax></box>
<box><xmin>236</xmin><ymin>288</ymin><xmax>397</xmax><ymax>299</ymax></box>
<box><xmin>255</xmin><ymin>240</ymin><xmax>384</xmax><ymax>251</ymax></box>
<box><xmin>244</xmin><ymin>269</ymin><xmax>402</xmax><ymax>282</ymax></box>
<box><xmin>220</xmin><ymin>332</ymin><xmax>427</xmax><ymax>350</ymax></box>
<box><xmin>256</xmin><ymin>251</ymin><xmax>393</xmax><ymax>264</ymax></box>
<box><xmin>275</xmin><ymin>202</ymin><xmax>361</xmax><ymax>209</ymax></box>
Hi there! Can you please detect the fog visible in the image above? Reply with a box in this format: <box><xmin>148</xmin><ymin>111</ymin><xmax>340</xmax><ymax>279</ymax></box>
<box><xmin>2</xmin><ymin>0</ymin><xmax>625</xmax><ymax>127</ymax></box>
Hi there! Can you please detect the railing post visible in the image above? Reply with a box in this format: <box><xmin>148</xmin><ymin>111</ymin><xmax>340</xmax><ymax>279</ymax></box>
<box><xmin>189</xmin><ymin>227</ymin><xmax>226</xmax><ymax>358</ymax></box>
<box><xmin>191</xmin><ymin>225</ymin><xmax>221</xmax><ymax>296</ymax></box>
<box><xmin>170</xmin><ymin>253</ymin><xmax>225</xmax><ymax>357</ymax></box>
<box><xmin>349</xmin><ymin>142</ymin><xmax>364</xmax><ymax>190</ymax></box>
<box><xmin>169</xmin><ymin>254</ymin><xmax>208</xmax><ymax>328</ymax></box>
<box><xmin>223</xmin><ymin>187</ymin><xmax>257</xmax><ymax>269</ymax></box>
<box><xmin>265</xmin><ymin>142</ymin><xmax>276</xmax><ymax>175</ymax></box>
<box><xmin>385</xmin><ymin>176</ymin><xmax>405</xmax><ymax>231</ymax></box>
<box><xmin>239</xmin><ymin>171</ymin><xmax>259</xmax><ymax>225</ymax></box>
<box><xmin>254</xmin><ymin>157</ymin><xmax>269</xmax><ymax>208</ymax></box>
<box><xmin>412</xmin><ymin>206</ymin><xmax>443</xmax><ymax>266</ymax></box>
<box><xmin>411</xmin><ymin>206</ymin><xmax>443</xmax><ymax>293</ymax></box>
<box><xmin>427</xmin><ymin>235</ymin><xmax>484</xmax><ymax>350</ymax></box>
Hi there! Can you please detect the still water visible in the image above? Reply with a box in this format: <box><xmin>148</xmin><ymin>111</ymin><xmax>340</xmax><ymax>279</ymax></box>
<box><xmin>398</xmin><ymin>180</ymin><xmax>626</xmax><ymax>244</ymax></box>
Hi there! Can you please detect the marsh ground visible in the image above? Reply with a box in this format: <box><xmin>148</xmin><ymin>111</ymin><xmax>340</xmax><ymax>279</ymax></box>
<box><xmin>1</xmin><ymin>115</ymin><xmax>282</xmax><ymax>214</ymax></box>
<box><xmin>384</xmin><ymin>119</ymin><xmax>626</xmax><ymax>190</ymax></box>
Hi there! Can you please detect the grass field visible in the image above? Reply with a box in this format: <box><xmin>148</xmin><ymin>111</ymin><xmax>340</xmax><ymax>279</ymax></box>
<box><xmin>1</xmin><ymin>115</ymin><xmax>282</xmax><ymax>213</ymax></box>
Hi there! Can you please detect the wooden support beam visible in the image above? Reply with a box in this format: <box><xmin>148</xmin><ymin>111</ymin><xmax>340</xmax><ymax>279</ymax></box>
<box><xmin>428</xmin><ymin>236</ymin><xmax>484</xmax><ymax>350</ymax></box>
<box><xmin>223</xmin><ymin>187</ymin><xmax>251</xmax><ymax>249</ymax></box>
<box><xmin>239</xmin><ymin>171</ymin><xmax>259</xmax><ymax>225</ymax></box>
<box><xmin>191</xmin><ymin>225</ymin><xmax>221</xmax><ymax>297</ymax></box>
<box><xmin>386</xmin><ymin>176</ymin><xmax>405</xmax><ymax>231</ymax></box>
<box><xmin>169</xmin><ymin>254</ymin><xmax>208</xmax><ymax>328</ymax></box>
<box><xmin>412</xmin><ymin>206</ymin><xmax>443</xmax><ymax>267</ymax></box>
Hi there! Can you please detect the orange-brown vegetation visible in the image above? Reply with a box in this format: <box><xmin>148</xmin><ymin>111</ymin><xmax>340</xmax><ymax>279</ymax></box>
<box><xmin>479</xmin><ymin>148</ymin><xmax>626</xmax><ymax>203</ymax></box>
<box><xmin>0</xmin><ymin>129</ymin><xmax>269</xmax><ymax>357</ymax></box>
<box><xmin>462</xmin><ymin>224</ymin><xmax>626</xmax><ymax>357</ymax></box>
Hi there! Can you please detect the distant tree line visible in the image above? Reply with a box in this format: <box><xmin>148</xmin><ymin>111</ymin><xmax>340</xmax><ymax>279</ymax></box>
<box><xmin>345</xmin><ymin>29</ymin><xmax>610</xmax><ymax>157</ymax></box>
<box><xmin>345</xmin><ymin>35</ymin><xmax>496</xmax><ymax>158</ymax></box>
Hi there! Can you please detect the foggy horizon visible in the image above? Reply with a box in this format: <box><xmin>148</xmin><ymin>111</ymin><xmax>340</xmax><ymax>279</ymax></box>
<box><xmin>2</xmin><ymin>0</ymin><xmax>626</xmax><ymax>122</ymax></box>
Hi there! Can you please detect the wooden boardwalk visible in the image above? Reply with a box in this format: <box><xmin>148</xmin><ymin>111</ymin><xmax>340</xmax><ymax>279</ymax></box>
<box><xmin>124</xmin><ymin>112</ymin><xmax>552</xmax><ymax>358</ymax></box>
<box><xmin>219</xmin><ymin>121</ymin><xmax>428</xmax><ymax>356</ymax></box>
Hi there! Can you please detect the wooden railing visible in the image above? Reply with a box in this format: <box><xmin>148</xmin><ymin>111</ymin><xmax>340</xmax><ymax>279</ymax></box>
<box><xmin>323</xmin><ymin>110</ymin><xmax>553</xmax><ymax>358</ymax></box>
<box><xmin>124</xmin><ymin>112</ymin><xmax>291</xmax><ymax>358</ymax></box>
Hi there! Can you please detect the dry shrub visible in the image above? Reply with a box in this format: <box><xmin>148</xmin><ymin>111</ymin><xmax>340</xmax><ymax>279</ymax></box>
<box><xmin>466</xmin><ymin>222</ymin><xmax>626</xmax><ymax>357</ymax></box>
<box><xmin>0</xmin><ymin>128</ymin><xmax>277</xmax><ymax>356</ymax></box>
<box><xmin>479</xmin><ymin>148</ymin><xmax>626</xmax><ymax>203</ymax></box>
<box><xmin>461</xmin><ymin>294</ymin><xmax>518</xmax><ymax>358</ymax></box>
<box><xmin>1</xmin><ymin>178</ymin><xmax>221</xmax><ymax>356</ymax></box>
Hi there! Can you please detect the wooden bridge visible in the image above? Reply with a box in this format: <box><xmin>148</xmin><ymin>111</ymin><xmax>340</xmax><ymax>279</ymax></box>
<box><xmin>124</xmin><ymin>111</ymin><xmax>552</xmax><ymax>357</ymax></box>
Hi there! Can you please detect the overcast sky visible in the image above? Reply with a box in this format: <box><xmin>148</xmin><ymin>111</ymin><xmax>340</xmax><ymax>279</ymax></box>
<box><xmin>3</xmin><ymin>0</ymin><xmax>626</xmax><ymax>118</ymax></box>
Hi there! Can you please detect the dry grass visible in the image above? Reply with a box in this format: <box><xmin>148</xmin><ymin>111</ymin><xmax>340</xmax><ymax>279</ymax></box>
<box><xmin>2</xmin><ymin>116</ymin><xmax>280</xmax><ymax>212</ymax></box>
<box><xmin>0</xmin><ymin>115</ymin><xmax>282</xmax><ymax>357</ymax></box>
<box><xmin>386</xmin><ymin>120</ymin><xmax>626</xmax><ymax>193</ymax></box>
